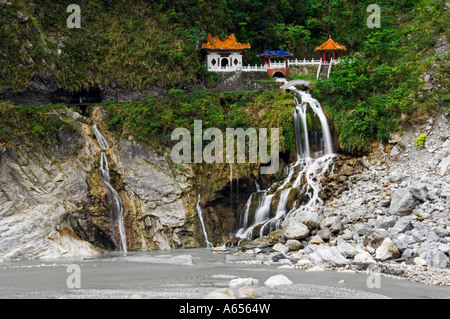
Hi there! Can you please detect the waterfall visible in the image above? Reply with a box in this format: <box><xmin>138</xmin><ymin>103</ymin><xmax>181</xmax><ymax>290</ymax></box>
<box><xmin>296</xmin><ymin>90</ymin><xmax>333</xmax><ymax>156</ymax></box>
<box><xmin>238</xmin><ymin>193</ymin><xmax>254</xmax><ymax>231</ymax></box>
<box><xmin>254</xmin><ymin>192</ymin><xmax>275</xmax><ymax>225</ymax></box>
<box><xmin>255</xmin><ymin>179</ymin><xmax>261</xmax><ymax>192</ymax></box>
<box><xmin>275</xmin><ymin>188</ymin><xmax>290</xmax><ymax>218</ymax></box>
<box><xmin>196</xmin><ymin>194</ymin><xmax>213</xmax><ymax>248</ymax></box>
<box><xmin>236</xmin><ymin>83</ymin><xmax>335</xmax><ymax>240</ymax></box>
<box><xmin>92</xmin><ymin>122</ymin><xmax>109</xmax><ymax>149</ymax></box>
<box><xmin>92</xmin><ymin>122</ymin><xmax>127</xmax><ymax>252</ymax></box>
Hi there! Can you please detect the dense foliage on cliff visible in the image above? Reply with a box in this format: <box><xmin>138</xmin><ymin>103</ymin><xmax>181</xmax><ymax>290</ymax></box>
<box><xmin>0</xmin><ymin>0</ymin><xmax>448</xmax><ymax>155</ymax></box>
<box><xmin>0</xmin><ymin>0</ymin><xmax>433</xmax><ymax>93</ymax></box>
<box><xmin>0</xmin><ymin>101</ymin><xmax>76</xmax><ymax>153</ymax></box>
<box><xmin>314</xmin><ymin>0</ymin><xmax>449</xmax><ymax>153</ymax></box>
<box><xmin>105</xmin><ymin>89</ymin><xmax>296</xmax><ymax>156</ymax></box>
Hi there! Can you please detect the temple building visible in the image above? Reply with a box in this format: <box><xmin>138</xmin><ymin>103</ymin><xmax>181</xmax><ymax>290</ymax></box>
<box><xmin>201</xmin><ymin>33</ymin><xmax>344</xmax><ymax>79</ymax></box>
<box><xmin>314</xmin><ymin>35</ymin><xmax>346</xmax><ymax>63</ymax></box>
<box><xmin>202</xmin><ymin>33</ymin><xmax>251</xmax><ymax>72</ymax></box>
<box><xmin>257</xmin><ymin>50</ymin><xmax>293</xmax><ymax>78</ymax></box>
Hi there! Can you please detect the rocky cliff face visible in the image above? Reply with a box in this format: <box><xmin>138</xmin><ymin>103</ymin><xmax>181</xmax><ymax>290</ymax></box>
<box><xmin>113</xmin><ymin>137</ymin><xmax>198</xmax><ymax>250</ymax></box>
<box><xmin>0</xmin><ymin>108</ymin><xmax>99</xmax><ymax>260</ymax></box>
<box><xmin>0</xmin><ymin>106</ymin><xmax>201</xmax><ymax>261</ymax></box>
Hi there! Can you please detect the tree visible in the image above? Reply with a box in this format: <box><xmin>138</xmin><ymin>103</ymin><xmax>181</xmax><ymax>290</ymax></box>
<box><xmin>273</xmin><ymin>23</ymin><xmax>311</xmax><ymax>52</ymax></box>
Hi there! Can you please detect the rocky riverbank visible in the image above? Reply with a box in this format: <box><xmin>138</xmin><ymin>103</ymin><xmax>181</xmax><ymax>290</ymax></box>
<box><xmin>1</xmin><ymin>101</ymin><xmax>448</xmax><ymax>290</ymax></box>
<box><xmin>224</xmin><ymin>112</ymin><xmax>450</xmax><ymax>286</ymax></box>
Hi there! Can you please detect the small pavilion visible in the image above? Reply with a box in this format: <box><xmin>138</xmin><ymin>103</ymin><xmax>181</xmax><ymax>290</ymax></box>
<box><xmin>257</xmin><ymin>50</ymin><xmax>293</xmax><ymax>77</ymax></box>
<box><xmin>202</xmin><ymin>33</ymin><xmax>251</xmax><ymax>71</ymax></box>
<box><xmin>314</xmin><ymin>35</ymin><xmax>346</xmax><ymax>63</ymax></box>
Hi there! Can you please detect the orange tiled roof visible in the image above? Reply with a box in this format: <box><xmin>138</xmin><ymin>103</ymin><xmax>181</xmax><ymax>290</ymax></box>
<box><xmin>202</xmin><ymin>33</ymin><xmax>251</xmax><ymax>51</ymax></box>
<box><xmin>314</xmin><ymin>35</ymin><xmax>347</xmax><ymax>51</ymax></box>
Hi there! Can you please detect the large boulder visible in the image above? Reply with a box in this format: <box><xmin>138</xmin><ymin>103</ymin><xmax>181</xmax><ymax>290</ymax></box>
<box><xmin>298</xmin><ymin>211</ymin><xmax>320</xmax><ymax>229</ymax></box>
<box><xmin>409</xmin><ymin>181</ymin><xmax>428</xmax><ymax>202</ymax></box>
<box><xmin>375</xmin><ymin>238</ymin><xmax>401</xmax><ymax>261</ymax></box>
<box><xmin>389</xmin><ymin>188</ymin><xmax>416</xmax><ymax>215</ymax></box>
<box><xmin>272</xmin><ymin>243</ymin><xmax>289</xmax><ymax>254</ymax></box>
<box><xmin>363</xmin><ymin>229</ymin><xmax>389</xmax><ymax>249</ymax></box>
<box><xmin>423</xmin><ymin>250</ymin><xmax>449</xmax><ymax>268</ymax></box>
<box><xmin>309</xmin><ymin>244</ymin><xmax>349</xmax><ymax>264</ymax></box>
<box><xmin>283</xmin><ymin>218</ymin><xmax>309</xmax><ymax>240</ymax></box>
<box><xmin>391</xmin><ymin>217</ymin><xmax>413</xmax><ymax>234</ymax></box>
<box><xmin>376</xmin><ymin>215</ymin><xmax>398</xmax><ymax>230</ymax></box>
<box><xmin>320</xmin><ymin>216</ymin><xmax>343</xmax><ymax>234</ymax></box>
<box><xmin>229</xmin><ymin>277</ymin><xmax>259</xmax><ymax>290</ymax></box>
<box><xmin>264</xmin><ymin>274</ymin><xmax>293</xmax><ymax>287</ymax></box>
<box><xmin>237</xmin><ymin>286</ymin><xmax>259</xmax><ymax>299</ymax></box>
<box><xmin>353</xmin><ymin>251</ymin><xmax>376</xmax><ymax>264</ymax></box>
<box><xmin>285</xmin><ymin>239</ymin><xmax>302</xmax><ymax>251</ymax></box>
<box><xmin>336</xmin><ymin>242</ymin><xmax>359</xmax><ymax>259</ymax></box>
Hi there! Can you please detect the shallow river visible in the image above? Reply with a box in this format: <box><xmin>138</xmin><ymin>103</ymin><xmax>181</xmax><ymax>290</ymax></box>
<box><xmin>0</xmin><ymin>248</ymin><xmax>449</xmax><ymax>299</ymax></box>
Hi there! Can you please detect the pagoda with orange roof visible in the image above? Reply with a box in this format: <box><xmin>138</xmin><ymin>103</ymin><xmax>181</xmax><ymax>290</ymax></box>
<box><xmin>202</xmin><ymin>34</ymin><xmax>251</xmax><ymax>71</ymax></box>
<box><xmin>314</xmin><ymin>35</ymin><xmax>346</xmax><ymax>63</ymax></box>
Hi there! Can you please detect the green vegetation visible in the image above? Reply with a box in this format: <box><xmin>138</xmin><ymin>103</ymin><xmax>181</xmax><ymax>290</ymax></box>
<box><xmin>0</xmin><ymin>0</ymin><xmax>448</xmax><ymax>156</ymax></box>
<box><xmin>416</xmin><ymin>133</ymin><xmax>427</xmax><ymax>148</ymax></box>
<box><xmin>104</xmin><ymin>89</ymin><xmax>295</xmax><ymax>156</ymax></box>
<box><xmin>0</xmin><ymin>102</ymin><xmax>75</xmax><ymax>146</ymax></box>
<box><xmin>314</xmin><ymin>0</ymin><xmax>449</xmax><ymax>153</ymax></box>
<box><xmin>2</xmin><ymin>0</ymin><xmax>438</xmax><ymax>94</ymax></box>
<box><xmin>0</xmin><ymin>0</ymin><xmax>207</xmax><ymax>93</ymax></box>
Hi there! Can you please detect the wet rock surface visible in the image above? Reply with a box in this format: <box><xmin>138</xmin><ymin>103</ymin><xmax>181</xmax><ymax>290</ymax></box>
<box><xmin>230</xmin><ymin>113</ymin><xmax>450</xmax><ymax>286</ymax></box>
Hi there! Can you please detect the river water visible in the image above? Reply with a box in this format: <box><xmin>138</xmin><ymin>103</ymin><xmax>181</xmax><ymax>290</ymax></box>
<box><xmin>0</xmin><ymin>248</ymin><xmax>448</xmax><ymax>299</ymax></box>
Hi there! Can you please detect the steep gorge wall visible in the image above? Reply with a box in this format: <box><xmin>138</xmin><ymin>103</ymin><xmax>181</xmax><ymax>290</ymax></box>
<box><xmin>0</xmin><ymin>107</ymin><xmax>203</xmax><ymax>261</ymax></box>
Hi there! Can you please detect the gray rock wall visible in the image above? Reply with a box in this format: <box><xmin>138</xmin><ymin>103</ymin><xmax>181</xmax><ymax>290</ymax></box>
<box><xmin>0</xmin><ymin>107</ymin><xmax>200</xmax><ymax>261</ymax></box>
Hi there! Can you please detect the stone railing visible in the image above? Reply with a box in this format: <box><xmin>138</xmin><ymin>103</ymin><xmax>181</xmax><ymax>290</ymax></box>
<box><xmin>206</xmin><ymin>58</ymin><xmax>343</xmax><ymax>72</ymax></box>
<box><xmin>288</xmin><ymin>58</ymin><xmax>322</xmax><ymax>66</ymax></box>
<box><xmin>240</xmin><ymin>65</ymin><xmax>267</xmax><ymax>72</ymax></box>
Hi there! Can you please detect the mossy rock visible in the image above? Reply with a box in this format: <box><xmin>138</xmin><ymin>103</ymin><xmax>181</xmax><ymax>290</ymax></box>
<box><xmin>287</xmin><ymin>188</ymin><xmax>299</xmax><ymax>211</ymax></box>
<box><xmin>254</xmin><ymin>229</ymin><xmax>284</xmax><ymax>246</ymax></box>
<box><xmin>237</xmin><ymin>238</ymin><xmax>249</xmax><ymax>248</ymax></box>
<box><xmin>246</xmin><ymin>192</ymin><xmax>265</xmax><ymax>225</ymax></box>
<box><xmin>251</xmin><ymin>223</ymin><xmax>263</xmax><ymax>239</ymax></box>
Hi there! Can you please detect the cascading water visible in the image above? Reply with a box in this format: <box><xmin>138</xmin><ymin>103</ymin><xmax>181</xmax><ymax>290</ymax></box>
<box><xmin>196</xmin><ymin>194</ymin><xmax>213</xmax><ymax>248</ymax></box>
<box><xmin>92</xmin><ymin>122</ymin><xmax>127</xmax><ymax>252</ymax></box>
<box><xmin>236</xmin><ymin>81</ymin><xmax>335</xmax><ymax>240</ymax></box>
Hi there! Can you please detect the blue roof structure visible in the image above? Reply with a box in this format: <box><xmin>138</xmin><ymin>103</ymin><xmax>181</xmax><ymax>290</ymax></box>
<box><xmin>257</xmin><ymin>50</ymin><xmax>293</xmax><ymax>57</ymax></box>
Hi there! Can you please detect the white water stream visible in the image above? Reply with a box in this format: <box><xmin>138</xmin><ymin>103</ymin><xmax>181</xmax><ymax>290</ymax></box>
<box><xmin>196</xmin><ymin>194</ymin><xmax>213</xmax><ymax>248</ymax></box>
<box><xmin>236</xmin><ymin>82</ymin><xmax>335</xmax><ymax>239</ymax></box>
<box><xmin>92</xmin><ymin>122</ymin><xmax>127</xmax><ymax>252</ymax></box>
